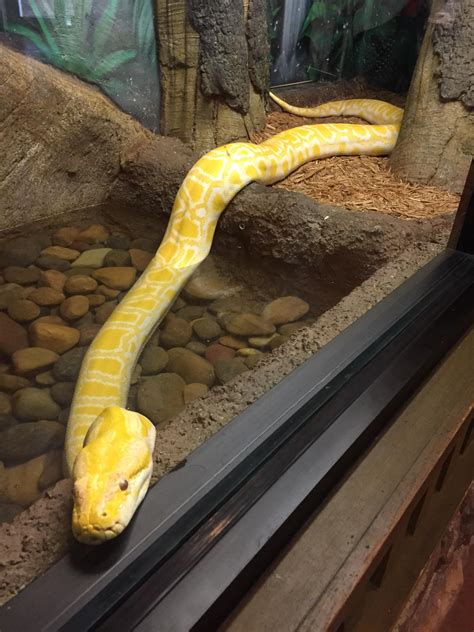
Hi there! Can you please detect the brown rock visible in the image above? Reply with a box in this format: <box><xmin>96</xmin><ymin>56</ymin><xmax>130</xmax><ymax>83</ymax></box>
<box><xmin>29</xmin><ymin>321</ymin><xmax>80</xmax><ymax>354</ymax></box>
<box><xmin>129</xmin><ymin>248</ymin><xmax>154</xmax><ymax>272</ymax></box>
<box><xmin>28</xmin><ymin>315</ymin><xmax>66</xmax><ymax>332</ymax></box>
<box><xmin>12</xmin><ymin>347</ymin><xmax>59</xmax><ymax>375</ymax></box>
<box><xmin>7</xmin><ymin>299</ymin><xmax>40</xmax><ymax>323</ymax></box>
<box><xmin>78</xmin><ymin>324</ymin><xmax>102</xmax><ymax>346</ymax></box>
<box><xmin>218</xmin><ymin>335</ymin><xmax>247</xmax><ymax>350</ymax></box>
<box><xmin>0</xmin><ymin>452</ymin><xmax>62</xmax><ymax>506</ymax></box>
<box><xmin>237</xmin><ymin>348</ymin><xmax>262</xmax><ymax>357</ymax></box>
<box><xmin>0</xmin><ymin>283</ymin><xmax>28</xmax><ymax>309</ymax></box>
<box><xmin>71</xmin><ymin>248</ymin><xmax>112</xmax><ymax>269</ymax></box>
<box><xmin>262</xmin><ymin>296</ymin><xmax>310</xmax><ymax>325</ymax></box>
<box><xmin>40</xmin><ymin>246</ymin><xmax>80</xmax><ymax>261</ymax></box>
<box><xmin>192</xmin><ymin>318</ymin><xmax>222</xmax><ymax>341</ymax></box>
<box><xmin>0</xmin><ymin>312</ymin><xmax>28</xmax><ymax>356</ymax></box>
<box><xmin>183</xmin><ymin>383</ymin><xmax>209</xmax><ymax>404</ymax></box>
<box><xmin>92</xmin><ymin>267</ymin><xmax>136</xmax><ymax>290</ymax></box>
<box><xmin>214</xmin><ymin>358</ymin><xmax>248</xmax><ymax>384</ymax></box>
<box><xmin>248</xmin><ymin>334</ymin><xmax>278</xmax><ymax>349</ymax></box>
<box><xmin>279</xmin><ymin>321</ymin><xmax>311</xmax><ymax>336</ymax></box>
<box><xmin>160</xmin><ymin>317</ymin><xmax>193</xmax><ymax>349</ymax></box>
<box><xmin>137</xmin><ymin>373</ymin><xmax>185</xmax><ymax>426</ymax></box>
<box><xmin>88</xmin><ymin>294</ymin><xmax>106</xmax><ymax>307</ymax></box>
<box><xmin>52</xmin><ymin>226</ymin><xmax>80</xmax><ymax>246</ymax></box>
<box><xmin>269</xmin><ymin>334</ymin><xmax>289</xmax><ymax>350</ymax></box>
<box><xmin>95</xmin><ymin>300</ymin><xmax>118</xmax><ymax>324</ymax></box>
<box><xmin>224</xmin><ymin>313</ymin><xmax>276</xmax><ymax>337</ymax></box>
<box><xmin>167</xmin><ymin>347</ymin><xmax>215</xmax><ymax>386</ymax></box>
<box><xmin>204</xmin><ymin>344</ymin><xmax>236</xmax><ymax>366</ymax></box>
<box><xmin>64</xmin><ymin>275</ymin><xmax>98</xmax><ymax>295</ymax></box>
<box><xmin>96</xmin><ymin>284</ymin><xmax>120</xmax><ymax>299</ymax></box>
<box><xmin>0</xmin><ymin>392</ymin><xmax>12</xmax><ymax>415</ymax></box>
<box><xmin>0</xmin><ymin>374</ymin><xmax>30</xmax><ymax>392</ymax></box>
<box><xmin>35</xmin><ymin>370</ymin><xmax>56</xmax><ymax>386</ymax></box>
<box><xmin>3</xmin><ymin>266</ymin><xmax>40</xmax><ymax>285</ymax></box>
<box><xmin>77</xmin><ymin>224</ymin><xmax>109</xmax><ymax>244</ymax></box>
<box><xmin>38</xmin><ymin>269</ymin><xmax>67</xmax><ymax>292</ymax></box>
<box><xmin>59</xmin><ymin>295</ymin><xmax>89</xmax><ymax>321</ymax></box>
<box><xmin>29</xmin><ymin>287</ymin><xmax>65</xmax><ymax>306</ymax></box>
<box><xmin>245</xmin><ymin>353</ymin><xmax>265</xmax><ymax>369</ymax></box>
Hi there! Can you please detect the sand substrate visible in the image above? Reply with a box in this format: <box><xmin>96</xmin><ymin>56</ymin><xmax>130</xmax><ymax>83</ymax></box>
<box><xmin>0</xmin><ymin>241</ymin><xmax>443</xmax><ymax>605</ymax></box>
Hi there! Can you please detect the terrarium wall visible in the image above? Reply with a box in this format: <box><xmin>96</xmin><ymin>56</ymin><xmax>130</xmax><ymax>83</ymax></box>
<box><xmin>0</xmin><ymin>0</ymin><xmax>160</xmax><ymax>131</ymax></box>
<box><xmin>269</xmin><ymin>0</ymin><xmax>430</xmax><ymax>91</ymax></box>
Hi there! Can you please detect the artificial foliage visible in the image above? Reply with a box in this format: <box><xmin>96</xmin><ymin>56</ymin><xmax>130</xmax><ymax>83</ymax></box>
<box><xmin>270</xmin><ymin>0</ymin><xmax>429</xmax><ymax>91</ymax></box>
<box><xmin>5</xmin><ymin>0</ymin><xmax>157</xmax><ymax>87</ymax></box>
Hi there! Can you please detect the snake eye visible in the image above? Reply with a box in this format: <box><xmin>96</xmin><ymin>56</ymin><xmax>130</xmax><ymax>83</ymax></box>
<box><xmin>119</xmin><ymin>479</ymin><xmax>129</xmax><ymax>491</ymax></box>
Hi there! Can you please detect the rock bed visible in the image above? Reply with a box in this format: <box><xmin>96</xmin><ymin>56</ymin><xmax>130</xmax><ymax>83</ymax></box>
<box><xmin>0</xmin><ymin>223</ymin><xmax>313</xmax><ymax>523</ymax></box>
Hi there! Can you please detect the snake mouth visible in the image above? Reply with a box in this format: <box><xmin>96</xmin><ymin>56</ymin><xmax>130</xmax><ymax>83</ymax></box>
<box><xmin>72</xmin><ymin>520</ymin><xmax>125</xmax><ymax>545</ymax></box>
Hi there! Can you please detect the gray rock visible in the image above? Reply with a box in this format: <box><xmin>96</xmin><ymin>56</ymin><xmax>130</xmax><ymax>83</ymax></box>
<box><xmin>106</xmin><ymin>235</ymin><xmax>131</xmax><ymax>250</ymax></box>
<box><xmin>0</xmin><ymin>420</ymin><xmax>65</xmax><ymax>464</ymax></box>
<box><xmin>58</xmin><ymin>408</ymin><xmax>70</xmax><ymax>425</ymax></box>
<box><xmin>140</xmin><ymin>346</ymin><xmax>168</xmax><ymax>375</ymax></box>
<box><xmin>50</xmin><ymin>382</ymin><xmax>76</xmax><ymax>407</ymax></box>
<box><xmin>175</xmin><ymin>305</ymin><xmax>205</xmax><ymax>322</ymax></box>
<box><xmin>104</xmin><ymin>249</ymin><xmax>132</xmax><ymax>267</ymax></box>
<box><xmin>0</xmin><ymin>237</ymin><xmax>42</xmax><ymax>267</ymax></box>
<box><xmin>137</xmin><ymin>373</ymin><xmax>186</xmax><ymax>426</ymax></box>
<box><xmin>0</xmin><ymin>413</ymin><xmax>18</xmax><ymax>431</ymax></box>
<box><xmin>192</xmin><ymin>317</ymin><xmax>222</xmax><ymax>341</ymax></box>
<box><xmin>215</xmin><ymin>358</ymin><xmax>248</xmax><ymax>384</ymax></box>
<box><xmin>0</xmin><ymin>502</ymin><xmax>23</xmax><ymax>523</ymax></box>
<box><xmin>53</xmin><ymin>347</ymin><xmax>87</xmax><ymax>382</ymax></box>
<box><xmin>12</xmin><ymin>387</ymin><xmax>61</xmax><ymax>421</ymax></box>
<box><xmin>130</xmin><ymin>238</ymin><xmax>157</xmax><ymax>253</ymax></box>
<box><xmin>35</xmin><ymin>255</ymin><xmax>71</xmax><ymax>272</ymax></box>
<box><xmin>185</xmin><ymin>341</ymin><xmax>207</xmax><ymax>356</ymax></box>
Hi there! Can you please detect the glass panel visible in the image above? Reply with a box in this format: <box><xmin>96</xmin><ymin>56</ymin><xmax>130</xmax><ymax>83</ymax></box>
<box><xmin>0</xmin><ymin>0</ymin><xmax>159</xmax><ymax>130</ymax></box>
<box><xmin>0</xmin><ymin>0</ymin><xmax>470</xmax><ymax>616</ymax></box>
<box><xmin>269</xmin><ymin>0</ymin><xmax>430</xmax><ymax>89</ymax></box>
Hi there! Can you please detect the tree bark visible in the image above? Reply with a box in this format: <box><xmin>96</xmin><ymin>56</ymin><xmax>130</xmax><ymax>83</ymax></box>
<box><xmin>389</xmin><ymin>0</ymin><xmax>474</xmax><ymax>194</ymax></box>
<box><xmin>155</xmin><ymin>0</ymin><xmax>268</xmax><ymax>152</ymax></box>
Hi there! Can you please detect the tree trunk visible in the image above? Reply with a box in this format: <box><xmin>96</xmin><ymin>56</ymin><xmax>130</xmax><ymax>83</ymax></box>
<box><xmin>389</xmin><ymin>0</ymin><xmax>474</xmax><ymax>194</ymax></box>
<box><xmin>155</xmin><ymin>0</ymin><xmax>268</xmax><ymax>152</ymax></box>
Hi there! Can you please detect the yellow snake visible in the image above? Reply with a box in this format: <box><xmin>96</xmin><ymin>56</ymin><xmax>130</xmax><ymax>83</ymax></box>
<box><xmin>67</xmin><ymin>93</ymin><xmax>403</xmax><ymax>544</ymax></box>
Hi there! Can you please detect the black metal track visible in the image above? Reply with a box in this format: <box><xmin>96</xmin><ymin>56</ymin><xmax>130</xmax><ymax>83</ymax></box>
<box><xmin>1</xmin><ymin>249</ymin><xmax>472</xmax><ymax>632</ymax></box>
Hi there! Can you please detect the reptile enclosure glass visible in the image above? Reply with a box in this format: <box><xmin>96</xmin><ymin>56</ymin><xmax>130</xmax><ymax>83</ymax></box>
<box><xmin>0</xmin><ymin>0</ymin><xmax>473</xmax><ymax>629</ymax></box>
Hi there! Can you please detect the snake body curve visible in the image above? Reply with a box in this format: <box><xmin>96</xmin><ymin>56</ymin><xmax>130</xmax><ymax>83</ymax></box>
<box><xmin>67</xmin><ymin>94</ymin><xmax>403</xmax><ymax>543</ymax></box>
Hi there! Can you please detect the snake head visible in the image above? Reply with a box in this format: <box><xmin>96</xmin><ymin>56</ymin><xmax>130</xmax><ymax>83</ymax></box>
<box><xmin>71</xmin><ymin>406</ymin><xmax>156</xmax><ymax>545</ymax></box>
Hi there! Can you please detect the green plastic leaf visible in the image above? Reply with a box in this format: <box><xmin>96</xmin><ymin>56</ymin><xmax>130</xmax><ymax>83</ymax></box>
<box><xmin>93</xmin><ymin>0</ymin><xmax>121</xmax><ymax>58</ymax></box>
<box><xmin>353</xmin><ymin>0</ymin><xmax>407</xmax><ymax>35</ymax></box>
<box><xmin>91</xmin><ymin>49</ymin><xmax>136</xmax><ymax>79</ymax></box>
<box><xmin>4</xmin><ymin>23</ymin><xmax>54</xmax><ymax>61</ymax></box>
<box><xmin>27</xmin><ymin>0</ymin><xmax>61</xmax><ymax>58</ymax></box>
<box><xmin>301</xmin><ymin>1</ymin><xmax>327</xmax><ymax>35</ymax></box>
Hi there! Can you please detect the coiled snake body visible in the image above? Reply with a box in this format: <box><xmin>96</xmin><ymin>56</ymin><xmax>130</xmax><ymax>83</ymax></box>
<box><xmin>67</xmin><ymin>94</ymin><xmax>403</xmax><ymax>543</ymax></box>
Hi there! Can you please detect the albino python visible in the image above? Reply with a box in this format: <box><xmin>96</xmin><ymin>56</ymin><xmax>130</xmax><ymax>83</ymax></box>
<box><xmin>67</xmin><ymin>93</ymin><xmax>403</xmax><ymax>544</ymax></box>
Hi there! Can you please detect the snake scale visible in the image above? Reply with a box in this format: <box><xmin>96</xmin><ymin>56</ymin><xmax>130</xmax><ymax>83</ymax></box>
<box><xmin>67</xmin><ymin>93</ymin><xmax>403</xmax><ymax>543</ymax></box>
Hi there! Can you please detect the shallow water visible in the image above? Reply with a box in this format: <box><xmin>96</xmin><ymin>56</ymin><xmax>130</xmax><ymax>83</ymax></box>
<box><xmin>0</xmin><ymin>220</ymin><xmax>318</xmax><ymax>523</ymax></box>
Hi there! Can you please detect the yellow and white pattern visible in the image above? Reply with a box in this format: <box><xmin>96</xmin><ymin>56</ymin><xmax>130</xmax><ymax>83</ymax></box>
<box><xmin>67</xmin><ymin>94</ymin><xmax>403</xmax><ymax>543</ymax></box>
